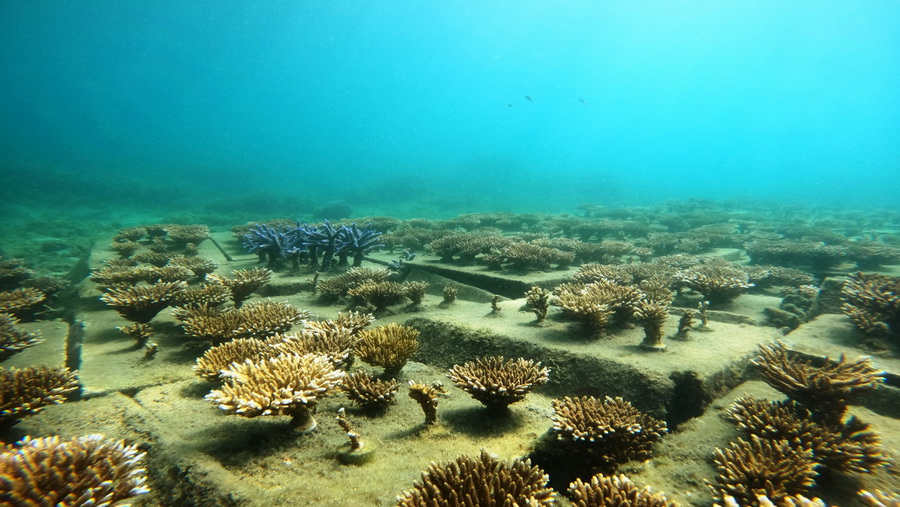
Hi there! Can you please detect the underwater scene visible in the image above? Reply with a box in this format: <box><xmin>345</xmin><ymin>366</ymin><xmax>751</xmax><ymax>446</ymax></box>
<box><xmin>1</xmin><ymin>2</ymin><xmax>899</xmax><ymax>506</ymax></box>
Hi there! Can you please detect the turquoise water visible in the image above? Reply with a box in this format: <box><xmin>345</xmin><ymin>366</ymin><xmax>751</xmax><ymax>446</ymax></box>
<box><xmin>1</xmin><ymin>1</ymin><xmax>899</xmax><ymax>221</ymax></box>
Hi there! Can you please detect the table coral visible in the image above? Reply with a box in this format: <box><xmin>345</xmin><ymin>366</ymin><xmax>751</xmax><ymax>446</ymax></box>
<box><xmin>447</xmin><ymin>356</ymin><xmax>550</xmax><ymax>409</ymax></box>
<box><xmin>206</xmin><ymin>353</ymin><xmax>345</xmax><ymax>433</ymax></box>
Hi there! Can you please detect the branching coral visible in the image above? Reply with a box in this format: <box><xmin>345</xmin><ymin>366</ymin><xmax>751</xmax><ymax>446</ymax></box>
<box><xmin>354</xmin><ymin>323</ymin><xmax>419</xmax><ymax>375</ymax></box>
<box><xmin>194</xmin><ymin>336</ymin><xmax>282</xmax><ymax>382</ymax></box>
<box><xmin>753</xmin><ymin>341</ymin><xmax>884</xmax><ymax>425</ymax></box>
<box><xmin>634</xmin><ymin>298</ymin><xmax>670</xmax><ymax>351</ymax></box>
<box><xmin>447</xmin><ymin>356</ymin><xmax>550</xmax><ymax>409</ymax></box>
<box><xmin>525</xmin><ymin>286</ymin><xmax>552</xmax><ymax>323</ymax></box>
<box><xmin>407</xmin><ymin>380</ymin><xmax>447</xmax><ymax>425</ymax></box>
<box><xmin>552</xmin><ymin>396</ymin><xmax>667</xmax><ymax>472</ymax></box>
<box><xmin>341</xmin><ymin>370</ymin><xmax>400</xmax><ymax>410</ymax></box>
<box><xmin>710</xmin><ymin>435</ymin><xmax>818</xmax><ymax>507</ymax></box>
<box><xmin>841</xmin><ymin>272</ymin><xmax>900</xmax><ymax>341</ymax></box>
<box><xmin>0</xmin><ymin>434</ymin><xmax>149</xmax><ymax>505</ymax></box>
<box><xmin>175</xmin><ymin>300</ymin><xmax>307</xmax><ymax>343</ymax></box>
<box><xmin>0</xmin><ymin>313</ymin><xmax>43</xmax><ymax>362</ymax></box>
<box><xmin>567</xmin><ymin>473</ymin><xmax>679</xmax><ymax>507</ymax></box>
<box><xmin>272</xmin><ymin>326</ymin><xmax>357</xmax><ymax>369</ymax></box>
<box><xmin>206</xmin><ymin>353</ymin><xmax>345</xmax><ymax>432</ymax></box>
<box><xmin>347</xmin><ymin>281</ymin><xmax>409</xmax><ymax>311</ymax></box>
<box><xmin>317</xmin><ymin>267</ymin><xmax>392</xmax><ymax>299</ymax></box>
<box><xmin>206</xmin><ymin>267</ymin><xmax>272</xmax><ymax>308</ymax></box>
<box><xmin>396</xmin><ymin>449</ymin><xmax>555</xmax><ymax>506</ymax></box>
<box><xmin>304</xmin><ymin>310</ymin><xmax>375</xmax><ymax>336</ymax></box>
<box><xmin>728</xmin><ymin>396</ymin><xmax>891</xmax><ymax>475</ymax></box>
<box><xmin>674</xmin><ymin>262</ymin><xmax>754</xmax><ymax>305</ymax></box>
<box><xmin>1</xmin><ymin>366</ymin><xmax>79</xmax><ymax>427</ymax></box>
<box><xmin>100</xmin><ymin>281</ymin><xmax>187</xmax><ymax>323</ymax></box>
<box><xmin>555</xmin><ymin>280</ymin><xmax>642</xmax><ymax>337</ymax></box>
<box><xmin>0</xmin><ymin>288</ymin><xmax>46</xmax><ymax>318</ymax></box>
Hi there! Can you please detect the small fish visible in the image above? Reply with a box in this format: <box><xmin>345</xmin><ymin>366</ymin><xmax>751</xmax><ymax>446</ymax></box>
<box><xmin>507</xmin><ymin>103</ymin><xmax>513</xmax><ymax>108</ymax></box>
<box><xmin>578</xmin><ymin>98</ymin><xmax>588</xmax><ymax>105</ymax></box>
<box><xmin>524</xmin><ymin>95</ymin><xmax>534</xmax><ymax>102</ymax></box>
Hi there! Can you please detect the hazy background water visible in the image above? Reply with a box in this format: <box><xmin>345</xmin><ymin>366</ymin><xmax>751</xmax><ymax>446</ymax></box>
<box><xmin>1</xmin><ymin>1</ymin><xmax>899</xmax><ymax>224</ymax></box>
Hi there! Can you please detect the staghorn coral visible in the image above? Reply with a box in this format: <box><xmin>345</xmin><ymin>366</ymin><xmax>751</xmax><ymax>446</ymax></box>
<box><xmin>169</xmin><ymin>255</ymin><xmax>219</xmax><ymax>280</ymax></box>
<box><xmin>716</xmin><ymin>495</ymin><xmax>827</xmax><ymax>507</ymax></box>
<box><xmin>233</xmin><ymin>300</ymin><xmax>309</xmax><ymax>339</ymax></box>
<box><xmin>0</xmin><ymin>258</ymin><xmax>34</xmax><ymax>290</ymax></box>
<box><xmin>728</xmin><ymin>396</ymin><xmax>891</xmax><ymax>475</ymax></box>
<box><xmin>753</xmin><ymin>340</ymin><xmax>885</xmax><ymax>425</ymax></box>
<box><xmin>206</xmin><ymin>353</ymin><xmax>345</xmax><ymax>433</ymax></box>
<box><xmin>100</xmin><ymin>281</ymin><xmax>187</xmax><ymax>323</ymax></box>
<box><xmin>1</xmin><ymin>366</ymin><xmax>79</xmax><ymax>427</ymax></box>
<box><xmin>635</xmin><ymin>298</ymin><xmax>669</xmax><ymax>351</ymax></box>
<box><xmin>347</xmin><ymin>280</ymin><xmax>409</xmax><ymax>311</ymax></box>
<box><xmin>407</xmin><ymin>380</ymin><xmax>447</xmax><ymax>425</ymax></box>
<box><xmin>841</xmin><ymin>272</ymin><xmax>900</xmax><ymax>341</ymax></box>
<box><xmin>305</xmin><ymin>310</ymin><xmax>375</xmax><ymax>336</ymax></box>
<box><xmin>711</xmin><ymin>435</ymin><xmax>818</xmax><ymax>507</ymax></box>
<box><xmin>272</xmin><ymin>326</ymin><xmax>357</xmax><ymax>369</ymax></box>
<box><xmin>0</xmin><ymin>313</ymin><xmax>43</xmax><ymax>362</ymax></box>
<box><xmin>341</xmin><ymin>370</ymin><xmax>400</xmax><ymax>410</ymax></box>
<box><xmin>396</xmin><ymin>449</ymin><xmax>555</xmax><ymax>506</ymax></box>
<box><xmin>674</xmin><ymin>262</ymin><xmax>754</xmax><ymax>305</ymax></box>
<box><xmin>170</xmin><ymin>283</ymin><xmax>231</xmax><ymax>309</ymax></box>
<box><xmin>447</xmin><ymin>356</ymin><xmax>550</xmax><ymax>409</ymax></box>
<box><xmin>117</xmin><ymin>322</ymin><xmax>153</xmax><ymax>344</ymax></box>
<box><xmin>442</xmin><ymin>285</ymin><xmax>457</xmax><ymax>306</ymax></box>
<box><xmin>555</xmin><ymin>280</ymin><xmax>641</xmax><ymax>337</ymax></box>
<box><xmin>164</xmin><ymin>224</ymin><xmax>210</xmax><ymax>245</ymax></box>
<box><xmin>552</xmin><ymin>396</ymin><xmax>667</xmax><ymax>472</ymax></box>
<box><xmin>175</xmin><ymin>300</ymin><xmax>307</xmax><ymax>343</ymax></box>
<box><xmin>355</xmin><ymin>323</ymin><xmax>420</xmax><ymax>375</ymax></box>
<box><xmin>206</xmin><ymin>267</ymin><xmax>272</xmax><ymax>308</ymax></box>
<box><xmin>317</xmin><ymin>267</ymin><xmax>392</xmax><ymax>299</ymax></box>
<box><xmin>193</xmin><ymin>336</ymin><xmax>282</xmax><ymax>382</ymax></box>
<box><xmin>860</xmin><ymin>489</ymin><xmax>900</xmax><ymax>507</ymax></box>
<box><xmin>0</xmin><ymin>434</ymin><xmax>149</xmax><ymax>505</ymax></box>
<box><xmin>109</xmin><ymin>239</ymin><xmax>141</xmax><ymax>258</ymax></box>
<box><xmin>0</xmin><ymin>288</ymin><xmax>46</xmax><ymax>318</ymax></box>
<box><xmin>567</xmin><ymin>473</ymin><xmax>679</xmax><ymax>507</ymax></box>
<box><xmin>403</xmin><ymin>281</ymin><xmax>428</xmax><ymax>306</ymax></box>
<box><xmin>525</xmin><ymin>286</ymin><xmax>552</xmax><ymax>323</ymax></box>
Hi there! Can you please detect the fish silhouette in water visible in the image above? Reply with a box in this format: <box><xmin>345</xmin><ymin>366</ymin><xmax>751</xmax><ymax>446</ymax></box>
<box><xmin>579</xmin><ymin>98</ymin><xmax>588</xmax><ymax>105</ymax></box>
<box><xmin>524</xmin><ymin>95</ymin><xmax>534</xmax><ymax>102</ymax></box>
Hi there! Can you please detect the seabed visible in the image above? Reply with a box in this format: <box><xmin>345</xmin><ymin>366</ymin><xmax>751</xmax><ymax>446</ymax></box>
<box><xmin>4</xmin><ymin>228</ymin><xmax>899</xmax><ymax>506</ymax></box>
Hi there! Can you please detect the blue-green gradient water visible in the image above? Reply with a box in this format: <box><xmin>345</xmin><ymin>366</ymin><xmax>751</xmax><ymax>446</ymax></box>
<box><xmin>2</xmin><ymin>1</ymin><xmax>899</xmax><ymax>221</ymax></box>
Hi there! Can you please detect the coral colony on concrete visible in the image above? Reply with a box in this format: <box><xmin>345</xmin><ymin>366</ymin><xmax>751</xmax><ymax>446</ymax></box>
<box><xmin>0</xmin><ymin>434</ymin><xmax>149</xmax><ymax>505</ymax></box>
<box><xmin>447</xmin><ymin>356</ymin><xmax>550</xmax><ymax>409</ymax></box>
<box><xmin>0</xmin><ymin>367</ymin><xmax>79</xmax><ymax>428</ymax></box>
<box><xmin>242</xmin><ymin>221</ymin><xmax>383</xmax><ymax>271</ymax></box>
<box><xmin>205</xmin><ymin>353</ymin><xmax>345</xmax><ymax>433</ymax></box>
<box><xmin>8</xmin><ymin>201</ymin><xmax>900</xmax><ymax>505</ymax></box>
<box><xmin>396</xmin><ymin>450</ymin><xmax>556</xmax><ymax>506</ymax></box>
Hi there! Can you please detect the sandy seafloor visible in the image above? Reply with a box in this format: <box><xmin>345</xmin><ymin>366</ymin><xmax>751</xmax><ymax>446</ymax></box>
<box><xmin>3</xmin><ymin>214</ymin><xmax>899</xmax><ymax>507</ymax></box>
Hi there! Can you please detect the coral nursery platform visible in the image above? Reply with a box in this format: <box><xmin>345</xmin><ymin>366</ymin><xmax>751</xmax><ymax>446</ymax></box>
<box><xmin>6</xmin><ymin>230</ymin><xmax>900</xmax><ymax>506</ymax></box>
